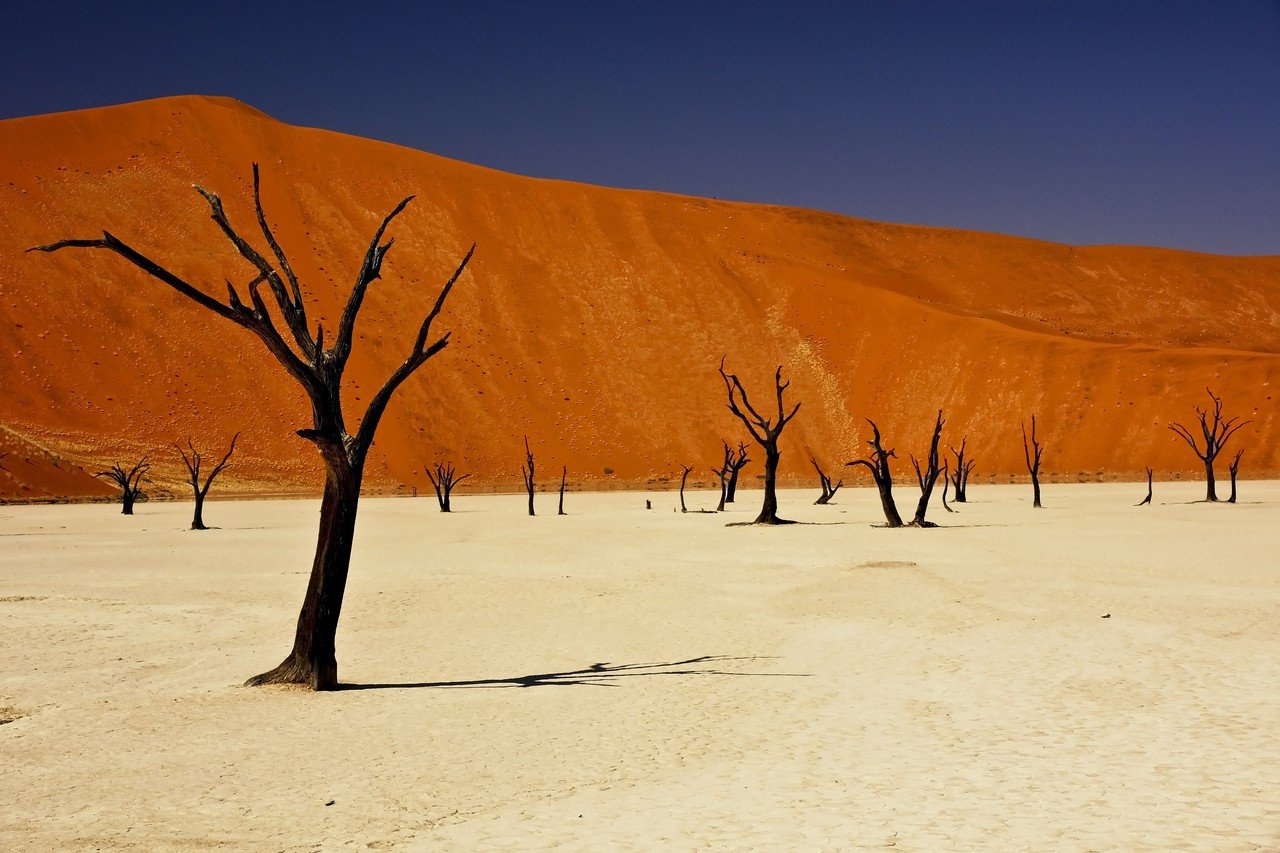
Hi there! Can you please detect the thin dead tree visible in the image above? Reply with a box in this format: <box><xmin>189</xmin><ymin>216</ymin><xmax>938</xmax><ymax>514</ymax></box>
<box><xmin>811</xmin><ymin>459</ymin><xmax>843</xmax><ymax>505</ymax></box>
<box><xmin>847</xmin><ymin>420</ymin><xmax>904</xmax><ymax>528</ymax></box>
<box><xmin>96</xmin><ymin>458</ymin><xmax>149</xmax><ymax>515</ymax></box>
<box><xmin>558</xmin><ymin>466</ymin><xmax>568</xmax><ymax>515</ymax></box>
<box><xmin>711</xmin><ymin>442</ymin><xmax>734</xmax><ymax>512</ymax></box>
<box><xmin>1228</xmin><ymin>450</ymin><xmax>1243</xmax><ymax>504</ymax></box>
<box><xmin>1022</xmin><ymin>416</ymin><xmax>1045</xmax><ymax>508</ymax></box>
<box><xmin>521</xmin><ymin>436</ymin><xmax>536</xmax><ymax>517</ymax></box>
<box><xmin>32</xmin><ymin>164</ymin><xmax>475</xmax><ymax>690</ymax></box>
<box><xmin>424</xmin><ymin>462</ymin><xmax>470</xmax><ymax>513</ymax></box>
<box><xmin>908</xmin><ymin>410</ymin><xmax>946</xmax><ymax>527</ymax></box>
<box><xmin>1168</xmin><ymin>389</ymin><xmax>1251</xmax><ymax>502</ymax></box>
<box><xmin>725</xmin><ymin>442</ymin><xmax>750</xmax><ymax>503</ymax></box>
<box><xmin>1136</xmin><ymin>467</ymin><xmax>1153</xmax><ymax>507</ymax></box>
<box><xmin>175</xmin><ymin>434</ymin><xmax>238</xmax><ymax>530</ymax></box>
<box><xmin>678</xmin><ymin>464</ymin><xmax>693</xmax><ymax>513</ymax></box>
<box><xmin>949</xmin><ymin>436</ymin><xmax>975</xmax><ymax>502</ymax></box>
<box><xmin>941</xmin><ymin>461</ymin><xmax>955</xmax><ymax>512</ymax></box>
<box><xmin>719</xmin><ymin>357</ymin><xmax>801</xmax><ymax>525</ymax></box>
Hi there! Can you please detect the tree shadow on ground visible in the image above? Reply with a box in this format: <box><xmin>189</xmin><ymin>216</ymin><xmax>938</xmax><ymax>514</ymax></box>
<box><xmin>340</xmin><ymin>655</ymin><xmax>809</xmax><ymax>691</ymax></box>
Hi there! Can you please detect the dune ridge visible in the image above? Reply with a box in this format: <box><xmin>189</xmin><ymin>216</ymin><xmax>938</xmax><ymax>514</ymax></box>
<box><xmin>1</xmin><ymin>95</ymin><xmax>1277</xmax><ymax>500</ymax></box>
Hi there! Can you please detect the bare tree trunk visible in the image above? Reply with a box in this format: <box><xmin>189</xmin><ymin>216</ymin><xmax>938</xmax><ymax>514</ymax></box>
<box><xmin>1170</xmin><ymin>389</ymin><xmax>1251</xmax><ymax>504</ymax></box>
<box><xmin>521</xmin><ymin>436</ymin><xmax>536</xmax><ymax>517</ymax></box>
<box><xmin>718</xmin><ymin>358</ymin><xmax>800</xmax><ymax>525</ymax></box>
<box><xmin>758</xmin><ymin>447</ymin><xmax>781</xmax><ymax>523</ymax></box>
<box><xmin>848</xmin><ymin>420</ymin><xmax>903</xmax><ymax>528</ymax></box>
<box><xmin>1204</xmin><ymin>459</ymin><xmax>1218</xmax><ymax>503</ymax></box>
<box><xmin>192</xmin><ymin>492</ymin><xmax>207</xmax><ymax>529</ymax></box>
<box><xmin>1137</xmin><ymin>467</ymin><xmax>1153</xmax><ymax>506</ymax></box>
<box><xmin>122</xmin><ymin>493</ymin><xmax>136</xmax><ymax>515</ymax></box>
<box><xmin>909</xmin><ymin>411</ymin><xmax>945</xmax><ymax>527</ymax></box>
<box><xmin>1228</xmin><ymin>450</ymin><xmax>1242</xmax><ymax>504</ymax></box>
<box><xmin>725</xmin><ymin>443</ymin><xmax>750</xmax><ymax>503</ymax></box>
<box><xmin>941</xmin><ymin>462</ymin><xmax>955</xmax><ymax>512</ymax></box>
<box><xmin>811</xmin><ymin>459</ymin><xmax>842</xmax><ymax>505</ymax></box>
<box><xmin>679</xmin><ymin>464</ymin><xmax>692</xmax><ymax>513</ymax></box>
<box><xmin>558</xmin><ymin>466</ymin><xmax>567</xmax><ymax>515</ymax></box>
<box><xmin>1022</xmin><ymin>416</ymin><xmax>1044</xmax><ymax>509</ymax></box>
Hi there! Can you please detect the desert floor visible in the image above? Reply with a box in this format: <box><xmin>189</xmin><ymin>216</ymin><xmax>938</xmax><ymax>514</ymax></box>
<box><xmin>1</xmin><ymin>482</ymin><xmax>1278</xmax><ymax>851</ymax></box>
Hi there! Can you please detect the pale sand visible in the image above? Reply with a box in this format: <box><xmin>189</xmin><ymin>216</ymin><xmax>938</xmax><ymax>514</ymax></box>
<box><xmin>1</xmin><ymin>483</ymin><xmax>1278</xmax><ymax>851</ymax></box>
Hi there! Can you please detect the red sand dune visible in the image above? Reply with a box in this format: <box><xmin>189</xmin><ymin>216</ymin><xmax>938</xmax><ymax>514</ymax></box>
<box><xmin>1</xmin><ymin>95</ymin><xmax>1277</xmax><ymax>501</ymax></box>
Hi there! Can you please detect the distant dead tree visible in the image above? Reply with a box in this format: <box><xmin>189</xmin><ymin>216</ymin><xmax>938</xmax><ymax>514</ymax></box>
<box><xmin>32</xmin><ymin>164</ymin><xmax>475</xmax><ymax>690</ymax></box>
<box><xmin>941</xmin><ymin>461</ymin><xmax>956</xmax><ymax>512</ymax></box>
<box><xmin>811</xmin><ymin>459</ymin><xmax>843</xmax><ymax>505</ymax></box>
<box><xmin>521</xmin><ymin>436</ymin><xmax>536</xmax><ymax>516</ymax></box>
<box><xmin>1168</xmin><ymin>389</ymin><xmax>1251</xmax><ymax>502</ymax></box>
<box><xmin>175</xmin><ymin>434</ymin><xmax>238</xmax><ymax>530</ymax></box>
<box><xmin>558</xmin><ymin>466</ymin><xmax>568</xmax><ymax>515</ymax></box>
<box><xmin>848</xmin><ymin>420</ymin><xmax>904</xmax><ymax>528</ymax></box>
<box><xmin>1228</xmin><ymin>450</ymin><xmax>1243</xmax><ymax>504</ymax></box>
<box><xmin>424</xmin><ymin>462</ymin><xmax>470</xmax><ymax>513</ymax></box>
<box><xmin>948</xmin><ymin>436</ymin><xmax>975</xmax><ymax>502</ymax></box>
<box><xmin>1022</xmin><ymin>416</ymin><xmax>1045</xmax><ymax>508</ymax></box>
<box><xmin>908</xmin><ymin>410</ymin><xmax>946</xmax><ymax>527</ymax></box>
<box><xmin>678</xmin><ymin>464</ymin><xmax>693</xmax><ymax>513</ymax></box>
<box><xmin>1137</xmin><ymin>467</ymin><xmax>1153</xmax><ymax>507</ymax></box>
<box><xmin>725</xmin><ymin>442</ymin><xmax>750</xmax><ymax>503</ymax></box>
<box><xmin>711</xmin><ymin>442</ymin><xmax>735</xmax><ymax>512</ymax></box>
<box><xmin>719</xmin><ymin>357</ymin><xmax>801</xmax><ymax>525</ymax></box>
<box><xmin>96</xmin><ymin>458</ymin><xmax>149</xmax><ymax>515</ymax></box>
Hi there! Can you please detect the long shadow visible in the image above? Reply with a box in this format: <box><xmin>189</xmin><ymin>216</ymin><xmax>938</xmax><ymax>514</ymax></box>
<box><xmin>340</xmin><ymin>655</ymin><xmax>810</xmax><ymax>691</ymax></box>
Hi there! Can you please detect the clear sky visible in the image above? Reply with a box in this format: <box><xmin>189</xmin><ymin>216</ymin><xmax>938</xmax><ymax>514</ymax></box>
<box><xmin>2</xmin><ymin>1</ymin><xmax>1278</xmax><ymax>255</ymax></box>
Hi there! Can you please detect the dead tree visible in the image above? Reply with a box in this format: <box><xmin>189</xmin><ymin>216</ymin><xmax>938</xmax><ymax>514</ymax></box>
<box><xmin>719</xmin><ymin>357</ymin><xmax>801</xmax><ymax>525</ymax></box>
<box><xmin>941</xmin><ymin>461</ymin><xmax>956</xmax><ymax>512</ymax></box>
<box><xmin>949</xmin><ymin>436</ymin><xmax>975</xmax><ymax>502</ymax></box>
<box><xmin>32</xmin><ymin>164</ymin><xmax>475</xmax><ymax>690</ymax></box>
<box><xmin>1228</xmin><ymin>450</ymin><xmax>1243</xmax><ymax>504</ymax></box>
<box><xmin>424</xmin><ymin>462</ymin><xmax>470</xmax><ymax>513</ymax></box>
<box><xmin>1022</xmin><ymin>416</ymin><xmax>1045</xmax><ymax>508</ymax></box>
<box><xmin>908</xmin><ymin>410</ymin><xmax>946</xmax><ymax>527</ymax></box>
<box><xmin>725</xmin><ymin>443</ymin><xmax>750</xmax><ymax>503</ymax></box>
<box><xmin>711</xmin><ymin>442</ymin><xmax>734</xmax><ymax>512</ymax></box>
<box><xmin>1169</xmin><ymin>389</ymin><xmax>1251</xmax><ymax>502</ymax></box>
<box><xmin>176</xmin><ymin>434</ymin><xmax>238</xmax><ymax>530</ymax></box>
<box><xmin>847</xmin><ymin>420</ymin><xmax>903</xmax><ymax>528</ymax></box>
<box><xmin>521</xmin><ymin>436</ymin><xmax>536</xmax><ymax>516</ymax></box>
<box><xmin>1137</xmin><ymin>467</ymin><xmax>1153</xmax><ymax>506</ymax></box>
<box><xmin>678</xmin><ymin>464</ymin><xmax>693</xmax><ymax>513</ymax></box>
<box><xmin>811</xmin><ymin>459</ymin><xmax>843</xmax><ymax>505</ymax></box>
<box><xmin>96</xmin><ymin>458</ymin><xmax>149</xmax><ymax>515</ymax></box>
<box><xmin>558</xmin><ymin>466</ymin><xmax>567</xmax><ymax>515</ymax></box>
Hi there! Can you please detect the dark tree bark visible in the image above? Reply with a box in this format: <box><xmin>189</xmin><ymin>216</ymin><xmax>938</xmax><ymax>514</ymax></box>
<box><xmin>909</xmin><ymin>410</ymin><xmax>946</xmax><ymax>527</ymax></box>
<box><xmin>1228</xmin><ymin>449</ymin><xmax>1242</xmax><ymax>504</ymax></box>
<box><xmin>558</xmin><ymin>466</ymin><xmax>567</xmax><ymax>515</ymax></box>
<box><xmin>1022</xmin><ymin>416</ymin><xmax>1045</xmax><ymax>508</ymax></box>
<box><xmin>949</xmin><ymin>436</ymin><xmax>975</xmax><ymax>502</ymax></box>
<box><xmin>811</xmin><ymin>459</ymin><xmax>843</xmax><ymax>505</ymax></box>
<box><xmin>32</xmin><ymin>164</ymin><xmax>475</xmax><ymax>690</ymax></box>
<box><xmin>521</xmin><ymin>436</ymin><xmax>536</xmax><ymax>517</ymax></box>
<box><xmin>176</xmin><ymin>434</ymin><xmax>238</xmax><ymax>530</ymax></box>
<box><xmin>95</xmin><ymin>459</ymin><xmax>149</xmax><ymax>515</ymax></box>
<box><xmin>711</xmin><ymin>442</ymin><xmax>734</xmax><ymax>512</ymax></box>
<box><xmin>678</xmin><ymin>464</ymin><xmax>693</xmax><ymax>513</ymax></box>
<box><xmin>1169</xmin><ymin>389</ymin><xmax>1251</xmax><ymax>503</ymax></box>
<box><xmin>941</xmin><ymin>461</ymin><xmax>956</xmax><ymax>513</ymax></box>
<box><xmin>725</xmin><ymin>442</ymin><xmax>750</xmax><ymax>503</ymax></box>
<box><xmin>718</xmin><ymin>357</ymin><xmax>801</xmax><ymax>525</ymax></box>
<box><xmin>847</xmin><ymin>420</ymin><xmax>903</xmax><ymax>527</ymax></box>
<box><xmin>424</xmin><ymin>462</ymin><xmax>470</xmax><ymax>512</ymax></box>
<box><xmin>1137</xmin><ymin>467</ymin><xmax>1153</xmax><ymax>507</ymax></box>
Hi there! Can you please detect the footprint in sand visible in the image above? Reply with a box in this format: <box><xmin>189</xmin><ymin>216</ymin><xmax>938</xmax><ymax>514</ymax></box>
<box><xmin>856</xmin><ymin>560</ymin><xmax>918</xmax><ymax>569</ymax></box>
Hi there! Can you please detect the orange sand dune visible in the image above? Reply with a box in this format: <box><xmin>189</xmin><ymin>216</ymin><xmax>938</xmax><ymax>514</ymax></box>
<box><xmin>1</xmin><ymin>95</ymin><xmax>1277</xmax><ymax>500</ymax></box>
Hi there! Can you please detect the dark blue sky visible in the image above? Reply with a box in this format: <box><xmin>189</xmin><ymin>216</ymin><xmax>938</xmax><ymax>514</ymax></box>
<box><xmin>3</xmin><ymin>1</ymin><xmax>1278</xmax><ymax>254</ymax></box>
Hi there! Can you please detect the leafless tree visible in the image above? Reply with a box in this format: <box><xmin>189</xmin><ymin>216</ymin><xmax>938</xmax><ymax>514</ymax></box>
<box><xmin>941</xmin><ymin>461</ymin><xmax>956</xmax><ymax>512</ymax></box>
<box><xmin>521</xmin><ymin>436</ymin><xmax>536</xmax><ymax>517</ymax></box>
<box><xmin>31</xmin><ymin>164</ymin><xmax>475</xmax><ymax>690</ymax></box>
<box><xmin>96</xmin><ymin>458</ymin><xmax>149</xmax><ymax>515</ymax></box>
<box><xmin>909</xmin><ymin>410</ymin><xmax>946</xmax><ymax>527</ymax></box>
<box><xmin>1137</xmin><ymin>467</ymin><xmax>1153</xmax><ymax>506</ymax></box>
<box><xmin>1228</xmin><ymin>449</ymin><xmax>1243</xmax><ymax>504</ymax></box>
<box><xmin>176</xmin><ymin>434</ymin><xmax>238</xmax><ymax>530</ymax></box>
<box><xmin>718</xmin><ymin>357</ymin><xmax>801</xmax><ymax>525</ymax></box>
<box><xmin>425</xmin><ymin>462</ymin><xmax>470</xmax><ymax>513</ymax></box>
<box><xmin>725</xmin><ymin>442</ymin><xmax>750</xmax><ymax>503</ymax></box>
<box><xmin>1169</xmin><ymin>389</ymin><xmax>1251</xmax><ymax>502</ymax></box>
<box><xmin>711</xmin><ymin>442</ymin><xmax>735</xmax><ymax>512</ymax></box>
<box><xmin>678</xmin><ymin>464</ymin><xmax>693</xmax><ymax>513</ymax></box>
<box><xmin>811</xmin><ymin>459</ymin><xmax>843</xmax><ymax>505</ymax></box>
<box><xmin>847</xmin><ymin>420</ymin><xmax>903</xmax><ymax>527</ymax></box>
<box><xmin>1022</xmin><ymin>416</ymin><xmax>1045</xmax><ymax>508</ymax></box>
<box><xmin>558</xmin><ymin>466</ymin><xmax>568</xmax><ymax>515</ymax></box>
<box><xmin>948</xmin><ymin>436</ymin><xmax>975</xmax><ymax>502</ymax></box>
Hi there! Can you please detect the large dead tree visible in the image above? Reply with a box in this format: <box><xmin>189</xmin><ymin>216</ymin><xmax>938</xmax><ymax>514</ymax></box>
<box><xmin>719</xmin><ymin>358</ymin><xmax>801</xmax><ymax>525</ymax></box>
<box><xmin>725</xmin><ymin>442</ymin><xmax>750</xmax><ymax>503</ymax></box>
<box><xmin>176</xmin><ymin>434</ymin><xmax>238</xmax><ymax>530</ymax></box>
<box><xmin>424</xmin><ymin>462</ymin><xmax>470</xmax><ymax>513</ymax></box>
<box><xmin>32</xmin><ymin>164</ymin><xmax>475</xmax><ymax>690</ymax></box>
<box><xmin>1022</xmin><ymin>416</ymin><xmax>1045</xmax><ymax>508</ymax></box>
<box><xmin>847</xmin><ymin>420</ymin><xmax>904</xmax><ymax>527</ymax></box>
<box><xmin>909</xmin><ymin>410</ymin><xmax>946</xmax><ymax>527</ymax></box>
<box><xmin>811</xmin><ymin>459</ymin><xmax>843</xmax><ymax>505</ymax></box>
<box><xmin>1137</xmin><ymin>467</ymin><xmax>1153</xmax><ymax>507</ymax></box>
<box><xmin>1169</xmin><ymin>389</ymin><xmax>1250</xmax><ymax>502</ymax></box>
<box><xmin>96</xmin><ymin>458</ymin><xmax>149</xmax><ymax>515</ymax></box>
<box><xmin>948</xmin><ymin>436</ymin><xmax>975</xmax><ymax>502</ymax></box>
<box><xmin>678</xmin><ymin>464</ymin><xmax>693</xmax><ymax>513</ymax></box>
<box><xmin>1228</xmin><ymin>450</ymin><xmax>1243</xmax><ymax>504</ymax></box>
<box><xmin>521</xmin><ymin>436</ymin><xmax>536</xmax><ymax>517</ymax></box>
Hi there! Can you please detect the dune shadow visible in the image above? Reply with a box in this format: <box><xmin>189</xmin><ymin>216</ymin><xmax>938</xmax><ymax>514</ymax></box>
<box><xmin>340</xmin><ymin>654</ymin><xmax>810</xmax><ymax>691</ymax></box>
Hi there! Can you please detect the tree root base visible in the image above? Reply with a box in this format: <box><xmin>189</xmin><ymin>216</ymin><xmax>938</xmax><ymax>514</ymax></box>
<box><xmin>244</xmin><ymin>654</ymin><xmax>337</xmax><ymax>691</ymax></box>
